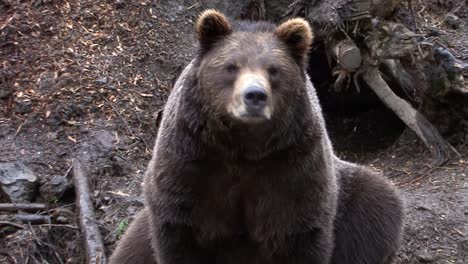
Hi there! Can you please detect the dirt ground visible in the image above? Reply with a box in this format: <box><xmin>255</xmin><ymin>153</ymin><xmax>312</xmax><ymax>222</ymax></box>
<box><xmin>0</xmin><ymin>0</ymin><xmax>466</xmax><ymax>263</ymax></box>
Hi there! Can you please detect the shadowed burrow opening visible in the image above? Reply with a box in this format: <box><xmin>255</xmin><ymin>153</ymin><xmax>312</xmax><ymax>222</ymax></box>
<box><xmin>307</xmin><ymin>40</ymin><xmax>408</xmax><ymax>154</ymax></box>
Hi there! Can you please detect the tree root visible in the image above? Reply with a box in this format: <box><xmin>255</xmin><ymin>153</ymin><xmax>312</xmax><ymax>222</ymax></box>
<box><xmin>363</xmin><ymin>66</ymin><xmax>452</xmax><ymax>166</ymax></box>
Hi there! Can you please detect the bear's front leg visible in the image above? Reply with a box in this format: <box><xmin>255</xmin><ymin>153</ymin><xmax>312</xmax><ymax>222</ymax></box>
<box><xmin>151</xmin><ymin>221</ymin><xmax>213</xmax><ymax>264</ymax></box>
<box><xmin>144</xmin><ymin>157</ymin><xmax>219</xmax><ymax>264</ymax></box>
<box><xmin>108</xmin><ymin>209</ymin><xmax>156</xmax><ymax>264</ymax></box>
<box><xmin>263</xmin><ymin>228</ymin><xmax>334</xmax><ymax>264</ymax></box>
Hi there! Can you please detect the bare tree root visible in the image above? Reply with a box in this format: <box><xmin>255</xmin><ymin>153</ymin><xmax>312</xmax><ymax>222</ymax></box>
<box><xmin>363</xmin><ymin>67</ymin><xmax>452</xmax><ymax>166</ymax></box>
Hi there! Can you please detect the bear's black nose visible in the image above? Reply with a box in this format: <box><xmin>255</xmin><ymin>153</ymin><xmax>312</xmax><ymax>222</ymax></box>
<box><xmin>243</xmin><ymin>85</ymin><xmax>267</xmax><ymax>110</ymax></box>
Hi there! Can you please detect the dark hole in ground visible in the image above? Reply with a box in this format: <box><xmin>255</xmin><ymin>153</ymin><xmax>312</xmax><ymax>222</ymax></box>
<box><xmin>307</xmin><ymin>41</ymin><xmax>407</xmax><ymax>154</ymax></box>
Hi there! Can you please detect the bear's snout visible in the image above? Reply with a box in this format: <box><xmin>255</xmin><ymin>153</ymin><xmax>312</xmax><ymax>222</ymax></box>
<box><xmin>228</xmin><ymin>72</ymin><xmax>272</xmax><ymax>123</ymax></box>
<box><xmin>243</xmin><ymin>84</ymin><xmax>268</xmax><ymax>112</ymax></box>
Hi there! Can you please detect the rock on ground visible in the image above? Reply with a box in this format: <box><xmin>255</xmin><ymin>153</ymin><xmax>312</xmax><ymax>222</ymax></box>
<box><xmin>0</xmin><ymin>162</ymin><xmax>38</xmax><ymax>202</ymax></box>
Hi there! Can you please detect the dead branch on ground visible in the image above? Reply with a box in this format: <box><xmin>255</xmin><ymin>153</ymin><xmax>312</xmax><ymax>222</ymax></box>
<box><xmin>0</xmin><ymin>203</ymin><xmax>46</xmax><ymax>212</ymax></box>
<box><xmin>73</xmin><ymin>159</ymin><xmax>107</xmax><ymax>264</ymax></box>
<box><xmin>13</xmin><ymin>214</ymin><xmax>51</xmax><ymax>224</ymax></box>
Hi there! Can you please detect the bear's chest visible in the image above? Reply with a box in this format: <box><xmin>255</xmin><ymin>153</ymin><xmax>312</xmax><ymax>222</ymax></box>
<box><xmin>191</xmin><ymin>163</ymin><xmax>252</xmax><ymax>241</ymax></box>
<box><xmin>190</xmin><ymin>159</ymin><xmax>317</xmax><ymax>244</ymax></box>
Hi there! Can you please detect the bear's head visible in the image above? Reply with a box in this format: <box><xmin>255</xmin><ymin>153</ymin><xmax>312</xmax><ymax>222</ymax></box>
<box><xmin>193</xmin><ymin>10</ymin><xmax>313</xmax><ymax>125</ymax></box>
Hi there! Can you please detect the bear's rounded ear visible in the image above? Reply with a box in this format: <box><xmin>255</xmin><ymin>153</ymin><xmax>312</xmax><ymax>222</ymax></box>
<box><xmin>275</xmin><ymin>18</ymin><xmax>313</xmax><ymax>62</ymax></box>
<box><xmin>195</xmin><ymin>9</ymin><xmax>232</xmax><ymax>51</ymax></box>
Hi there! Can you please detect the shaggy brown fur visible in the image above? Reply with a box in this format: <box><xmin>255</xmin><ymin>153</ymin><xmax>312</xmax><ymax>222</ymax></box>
<box><xmin>109</xmin><ymin>9</ymin><xmax>404</xmax><ymax>264</ymax></box>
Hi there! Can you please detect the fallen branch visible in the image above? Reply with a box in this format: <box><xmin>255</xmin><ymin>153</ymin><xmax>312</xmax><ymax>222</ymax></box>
<box><xmin>73</xmin><ymin>159</ymin><xmax>107</xmax><ymax>264</ymax></box>
<box><xmin>363</xmin><ymin>66</ymin><xmax>452</xmax><ymax>166</ymax></box>
<box><xmin>13</xmin><ymin>214</ymin><xmax>50</xmax><ymax>224</ymax></box>
<box><xmin>0</xmin><ymin>203</ymin><xmax>46</xmax><ymax>212</ymax></box>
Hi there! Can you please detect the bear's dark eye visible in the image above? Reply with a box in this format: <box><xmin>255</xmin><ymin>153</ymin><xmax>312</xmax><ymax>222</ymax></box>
<box><xmin>268</xmin><ymin>66</ymin><xmax>279</xmax><ymax>77</ymax></box>
<box><xmin>225</xmin><ymin>63</ymin><xmax>239</xmax><ymax>74</ymax></box>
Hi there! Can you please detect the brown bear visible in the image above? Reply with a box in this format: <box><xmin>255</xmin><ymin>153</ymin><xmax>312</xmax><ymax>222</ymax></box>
<box><xmin>109</xmin><ymin>9</ymin><xmax>404</xmax><ymax>264</ymax></box>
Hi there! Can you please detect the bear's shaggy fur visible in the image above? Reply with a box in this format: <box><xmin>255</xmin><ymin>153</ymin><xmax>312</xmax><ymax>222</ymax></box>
<box><xmin>109</xmin><ymin>10</ymin><xmax>404</xmax><ymax>264</ymax></box>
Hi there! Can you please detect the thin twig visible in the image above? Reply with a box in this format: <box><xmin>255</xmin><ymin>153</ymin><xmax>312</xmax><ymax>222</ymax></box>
<box><xmin>14</xmin><ymin>119</ymin><xmax>27</xmax><ymax>138</ymax></box>
<box><xmin>0</xmin><ymin>250</ymin><xmax>17</xmax><ymax>264</ymax></box>
<box><xmin>46</xmin><ymin>203</ymin><xmax>75</xmax><ymax>214</ymax></box>
<box><xmin>0</xmin><ymin>221</ymin><xmax>25</xmax><ymax>229</ymax></box>
<box><xmin>102</xmin><ymin>96</ymin><xmax>150</xmax><ymax>151</ymax></box>
<box><xmin>0</xmin><ymin>13</ymin><xmax>16</xmax><ymax>30</ymax></box>
<box><xmin>132</xmin><ymin>105</ymin><xmax>156</xmax><ymax>142</ymax></box>
<box><xmin>27</xmin><ymin>222</ymin><xmax>42</xmax><ymax>246</ymax></box>
<box><xmin>408</xmin><ymin>0</ymin><xmax>418</xmax><ymax>31</ymax></box>
<box><xmin>29</xmin><ymin>161</ymin><xmax>53</xmax><ymax>169</ymax></box>
<box><xmin>186</xmin><ymin>2</ymin><xmax>200</xmax><ymax>11</ymax></box>
<box><xmin>102</xmin><ymin>96</ymin><xmax>134</xmax><ymax>137</ymax></box>
<box><xmin>38</xmin><ymin>224</ymin><xmax>79</xmax><ymax>230</ymax></box>
<box><xmin>27</xmin><ymin>222</ymin><xmax>65</xmax><ymax>264</ymax></box>
<box><xmin>63</xmin><ymin>163</ymin><xmax>74</xmax><ymax>178</ymax></box>
<box><xmin>436</xmin><ymin>5</ymin><xmax>463</xmax><ymax>27</ymax></box>
<box><xmin>398</xmin><ymin>166</ymin><xmax>441</xmax><ymax>187</ymax></box>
